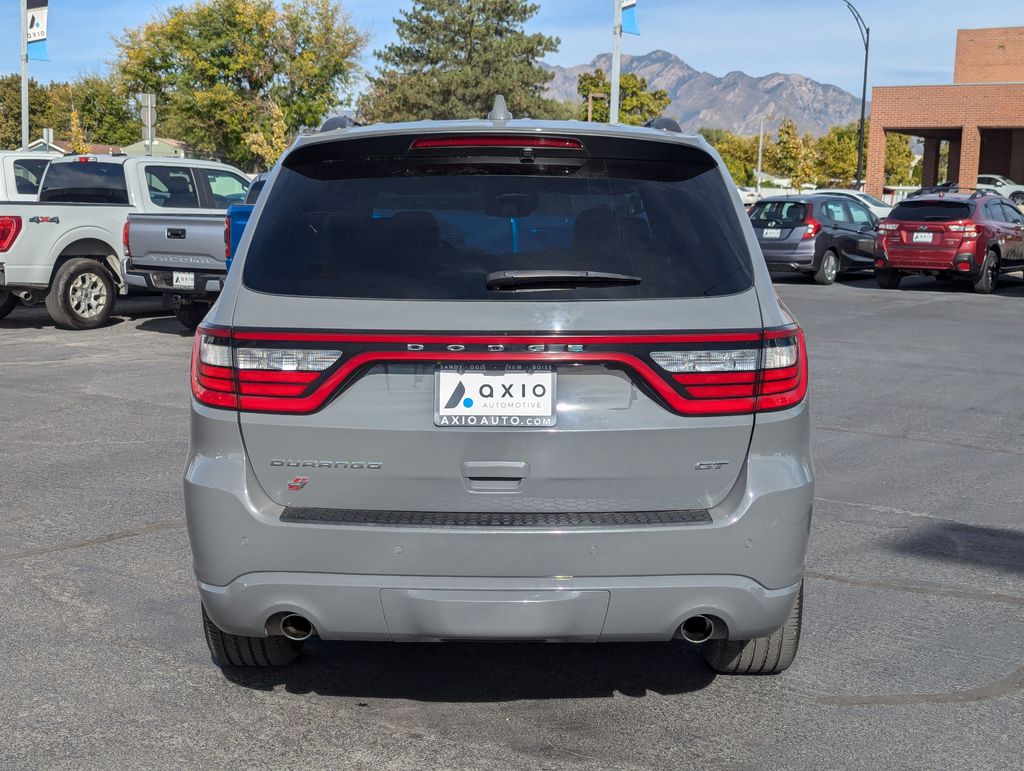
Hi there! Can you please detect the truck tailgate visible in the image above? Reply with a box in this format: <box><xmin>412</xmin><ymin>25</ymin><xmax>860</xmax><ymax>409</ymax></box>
<box><xmin>127</xmin><ymin>212</ymin><xmax>226</xmax><ymax>273</ymax></box>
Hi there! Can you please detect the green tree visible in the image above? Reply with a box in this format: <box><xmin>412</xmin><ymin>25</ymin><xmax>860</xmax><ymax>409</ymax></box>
<box><xmin>45</xmin><ymin>75</ymin><xmax>141</xmax><ymax>147</ymax></box>
<box><xmin>884</xmin><ymin>131</ymin><xmax>916</xmax><ymax>185</ymax></box>
<box><xmin>769</xmin><ymin>118</ymin><xmax>810</xmax><ymax>188</ymax></box>
<box><xmin>813</xmin><ymin>122</ymin><xmax>859</xmax><ymax>186</ymax></box>
<box><xmin>576</xmin><ymin>70</ymin><xmax>670</xmax><ymax>126</ymax></box>
<box><xmin>0</xmin><ymin>75</ymin><xmax>50</xmax><ymax>150</ymax></box>
<box><xmin>115</xmin><ymin>0</ymin><xmax>365</xmax><ymax>169</ymax></box>
<box><xmin>699</xmin><ymin>128</ymin><xmax>759</xmax><ymax>185</ymax></box>
<box><xmin>358</xmin><ymin>0</ymin><xmax>560</xmax><ymax>123</ymax></box>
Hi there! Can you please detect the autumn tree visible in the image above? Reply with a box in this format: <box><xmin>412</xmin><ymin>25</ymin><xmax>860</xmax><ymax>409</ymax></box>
<box><xmin>699</xmin><ymin>128</ymin><xmax>759</xmax><ymax>185</ymax></box>
<box><xmin>115</xmin><ymin>0</ymin><xmax>365</xmax><ymax>169</ymax></box>
<box><xmin>359</xmin><ymin>0</ymin><xmax>561</xmax><ymax>123</ymax></box>
<box><xmin>884</xmin><ymin>131</ymin><xmax>916</xmax><ymax>185</ymax></box>
<box><xmin>67</xmin><ymin>110</ymin><xmax>90</xmax><ymax>154</ymax></box>
<box><xmin>576</xmin><ymin>70</ymin><xmax>670</xmax><ymax>126</ymax></box>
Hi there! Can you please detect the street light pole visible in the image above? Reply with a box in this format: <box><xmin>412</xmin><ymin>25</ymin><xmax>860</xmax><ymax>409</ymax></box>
<box><xmin>609</xmin><ymin>0</ymin><xmax>622</xmax><ymax>124</ymax></box>
<box><xmin>843</xmin><ymin>0</ymin><xmax>870</xmax><ymax>190</ymax></box>
<box><xmin>20</xmin><ymin>0</ymin><xmax>29</xmax><ymax>149</ymax></box>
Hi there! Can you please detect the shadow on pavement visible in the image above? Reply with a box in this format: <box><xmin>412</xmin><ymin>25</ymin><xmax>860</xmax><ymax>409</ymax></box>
<box><xmin>772</xmin><ymin>271</ymin><xmax>1024</xmax><ymax>297</ymax></box>
<box><xmin>136</xmin><ymin>316</ymin><xmax>194</xmax><ymax>337</ymax></box>
<box><xmin>221</xmin><ymin>640</ymin><xmax>716</xmax><ymax>701</ymax></box>
<box><xmin>889</xmin><ymin>521</ymin><xmax>1024</xmax><ymax>576</ymax></box>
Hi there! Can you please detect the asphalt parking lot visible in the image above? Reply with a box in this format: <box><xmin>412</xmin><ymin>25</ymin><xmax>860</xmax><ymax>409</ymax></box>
<box><xmin>2</xmin><ymin>274</ymin><xmax>1023</xmax><ymax>769</ymax></box>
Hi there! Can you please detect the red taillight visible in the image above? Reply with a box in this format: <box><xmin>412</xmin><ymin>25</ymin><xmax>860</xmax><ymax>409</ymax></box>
<box><xmin>192</xmin><ymin>326</ymin><xmax>807</xmax><ymax>417</ymax></box>
<box><xmin>122</xmin><ymin>221</ymin><xmax>131</xmax><ymax>257</ymax></box>
<box><xmin>224</xmin><ymin>214</ymin><xmax>231</xmax><ymax>259</ymax></box>
<box><xmin>191</xmin><ymin>327</ymin><xmax>343</xmax><ymax>412</ymax></box>
<box><xmin>409</xmin><ymin>136</ymin><xmax>585</xmax><ymax>150</ymax></box>
<box><xmin>948</xmin><ymin>222</ymin><xmax>979</xmax><ymax>239</ymax></box>
<box><xmin>657</xmin><ymin>327</ymin><xmax>807</xmax><ymax>414</ymax></box>
<box><xmin>0</xmin><ymin>216</ymin><xmax>22</xmax><ymax>253</ymax></box>
<box><xmin>802</xmin><ymin>205</ymin><xmax>823</xmax><ymax>239</ymax></box>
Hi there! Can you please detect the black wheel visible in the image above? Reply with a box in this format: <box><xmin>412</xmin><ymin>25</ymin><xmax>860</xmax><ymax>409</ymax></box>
<box><xmin>702</xmin><ymin>582</ymin><xmax>803</xmax><ymax>675</ymax></box>
<box><xmin>814</xmin><ymin>250</ymin><xmax>839</xmax><ymax>285</ymax></box>
<box><xmin>972</xmin><ymin>250</ymin><xmax>999</xmax><ymax>294</ymax></box>
<box><xmin>45</xmin><ymin>258</ymin><xmax>115</xmax><ymax>329</ymax></box>
<box><xmin>201</xmin><ymin>605</ymin><xmax>303</xmax><ymax>667</ymax></box>
<box><xmin>174</xmin><ymin>301</ymin><xmax>210</xmax><ymax>330</ymax></box>
<box><xmin>0</xmin><ymin>290</ymin><xmax>18</xmax><ymax>320</ymax></box>
<box><xmin>875</xmin><ymin>269</ymin><xmax>901</xmax><ymax>289</ymax></box>
<box><xmin>1010</xmin><ymin>192</ymin><xmax>1024</xmax><ymax>207</ymax></box>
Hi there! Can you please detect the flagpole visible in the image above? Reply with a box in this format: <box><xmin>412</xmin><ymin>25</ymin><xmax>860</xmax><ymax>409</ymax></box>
<box><xmin>609</xmin><ymin>0</ymin><xmax>622</xmax><ymax>124</ymax></box>
<box><xmin>21</xmin><ymin>0</ymin><xmax>29</xmax><ymax>149</ymax></box>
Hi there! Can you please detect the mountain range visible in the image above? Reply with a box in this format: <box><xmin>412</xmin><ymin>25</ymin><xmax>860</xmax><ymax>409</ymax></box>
<box><xmin>542</xmin><ymin>50</ymin><xmax>866</xmax><ymax>136</ymax></box>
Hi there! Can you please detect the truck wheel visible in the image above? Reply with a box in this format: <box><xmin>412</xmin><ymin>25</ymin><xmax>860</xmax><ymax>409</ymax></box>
<box><xmin>201</xmin><ymin>605</ymin><xmax>303</xmax><ymax>667</ymax></box>
<box><xmin>45</xmin><ymin>258</ymin><xmax>115</xmax><ymax>330</ymax></box>
<box><xmin>1010</xmin><ymin>192</ymin><xmax>1024</xmax><ymax>206</ymax></box>
<box><xmin>972</xmin><ymin>250</ymin><xmax>999</xmax><ymax>294</ymax></box>
<box><xmin>174</xmin><ymin>302</ymin><xmax>210</xmax><ymax>330</ymax></box>
<box><xmin>813</xmin><ymin>250</ymin><xmax>839</xmax><ymax>285</ymax></box>
<box><xmin>0</xmin><ymin>291</ymin><xmax>18</xmax><ymax>320</ymax></box>
<box><xmin>875</xmin><ymin>269</ymin><xmax>901</xmax><ymax>289</ymax></box>
<box><xmin>701</xmin><ymin>582</ymin><xmax>803</xmax><ymax>675</ymax></box>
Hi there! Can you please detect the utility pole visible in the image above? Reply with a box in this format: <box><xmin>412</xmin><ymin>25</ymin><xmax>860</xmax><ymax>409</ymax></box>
<box><xmin>843</xmin><ymin>1</ymin><xmax>870</xmax><ymax>190</ymax></box>
<box><xmin>609</xmin><ymin>0</ymin><xmax>622</xmax><ymax>124</ymax></box>
<box><xmin>756</xmin><ymin>116</ymin><xmax>765</xmax><ymax>199</ymax></box>
<box><xmin>20</xmin><ymin>0</ymin><xmax>29</xmax><ymax>149</ymax></box>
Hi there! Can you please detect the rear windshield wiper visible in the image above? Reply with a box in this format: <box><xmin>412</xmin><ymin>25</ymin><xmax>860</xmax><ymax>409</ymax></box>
<box><xmin>486</xmin><ymin>270</ymin><xmax>642</xmax><ymax>291</ymax></box>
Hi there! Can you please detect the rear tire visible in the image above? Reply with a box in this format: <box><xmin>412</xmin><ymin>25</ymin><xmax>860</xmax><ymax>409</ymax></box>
<box><xmin>174</xmin><ymin>301</ymin><xmax>210</xmax><ymax>330</ymax></box>
<box><xmin>201</xmin><ymin>605</ymin><xmax>303</xmax><ymax>667</ymax></box>
<box><xmin>1010</xmin><ymin>192</ymin><xmax>1024</xmax><ymax>207</ymax></box>
<box><xmin>702</xmin><ymin>582</ymin><xmax>803</xmax><ymax>675</ymax></box>
<box><xmin>45</xmin><ymin>258</ymin><xmax>115</xmax><ymax>330</ymax></box>
<box><xmin>814</xmin><ymin>250</ymin><xmax>839</xmax><ymax>285</ymax></box>
<box><xmin>973</xmin><ymin>250</ymin><xmax>999</xmax><ymax>294</ymax></box>
<box><xmin>0</xmin><ymin>290</ymin><xmax>18</xmax><ymax>320</ymax></box>
<box><xmin>875</xmin><ymin>269</ymin><xmax>901</xmax><ymax>289</ymax></box>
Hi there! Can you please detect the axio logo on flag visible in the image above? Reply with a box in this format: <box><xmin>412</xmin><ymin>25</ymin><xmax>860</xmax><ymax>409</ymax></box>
<box><xmin>26</xmin><ymin>0</ymin><xmax>49</xmax><ymax>62</ymax></box>
<box><xmin>622</xmin><ymin>0</ymin><xmax>640</xmax><ymax>36</ymax></box>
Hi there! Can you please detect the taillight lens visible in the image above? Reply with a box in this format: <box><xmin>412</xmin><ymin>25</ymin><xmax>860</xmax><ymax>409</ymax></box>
<box><xmin>191</xmin><ymin>326</ymin><xmax>807</xmax><ymax>417</ymax></box>
<box><xmin>802</xmin><ymin>218</ymin><xmax>822</xmax><ymax>239</ymax></box>
<box><xmin>653</xmin><ymin>328</ymin><xmax>807</xmax><ymax>414</ymax></box>
<box><xmin>191</xmin><ymin>327</ymin><xmax>343</xmax><ymax>411</ymax></box>
<box><xmin>948</xmin><ymin>223</ymin><xmax>979</xmax><ymax>239</ymax></box>
<box><xmin>878</xmin><ymin>221</ymin><xmax>898</xmax><ymax>232</ymax></box>
<box><xmin>0</xmin><ymin>216</ymin><xmax>23</xmax><ymax>253</ymax></box>
<box><xmin>224</xmin><ymin>214</ymin><xmax>231</xmax><ymax>259</ymax></box>
<box><xmin>122</xmin><ymin>221</ymin><xmax>131</xmax><ymax>257</ymax></box>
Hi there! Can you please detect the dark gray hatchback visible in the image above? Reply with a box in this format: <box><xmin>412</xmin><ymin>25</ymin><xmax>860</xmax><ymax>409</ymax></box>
<box><xmin>751</xmin><ymin>194</ymin><xmax>879</xmax><ymax>284</ymax></box>
<box><xmin>185</xmin><ymin>113</ymin><xmax>813</xmax><ymax>677</ymax></box>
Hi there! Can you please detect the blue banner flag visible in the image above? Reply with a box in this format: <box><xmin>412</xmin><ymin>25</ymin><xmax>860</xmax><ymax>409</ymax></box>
<box><xmin>622</xmin><ymin>0</ymin><xmax>639</xmax><ymax>36</ymax></box>
<box><xmin>27</xmin><ymin>0</ymin><xmax>50</xmax><ymax>61</ymax></box>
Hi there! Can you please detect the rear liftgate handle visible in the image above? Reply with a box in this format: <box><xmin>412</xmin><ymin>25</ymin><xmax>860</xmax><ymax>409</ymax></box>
<box><xmin>461</xmin><ymin>461</ymin><xmax>529</xmax><ymax>493</ymax></box>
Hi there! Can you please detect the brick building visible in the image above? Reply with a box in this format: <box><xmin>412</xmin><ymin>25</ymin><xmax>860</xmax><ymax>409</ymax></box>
<box><xmin>865</xmin><ymin>27</ymin><xmax>1024</xmax><ymax>197</ymax></box>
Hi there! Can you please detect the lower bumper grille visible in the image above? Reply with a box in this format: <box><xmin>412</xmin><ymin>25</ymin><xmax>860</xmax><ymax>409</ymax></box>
<box><xmin>280</xmin><ymin>507</ymin><xmax>713</xmax><ymax>528</ymax></box>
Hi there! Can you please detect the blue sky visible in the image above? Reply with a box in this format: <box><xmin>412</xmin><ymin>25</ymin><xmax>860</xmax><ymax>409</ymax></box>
<box><xmin>1</xmin><ymin>1</ymin><xmax>1022</xmax><ymax>95</ymax></box>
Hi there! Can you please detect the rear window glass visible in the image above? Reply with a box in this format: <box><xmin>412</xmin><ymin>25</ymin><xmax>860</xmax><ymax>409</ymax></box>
<box><xmin>13</xmin><ymin>158</ymin><xmax>50</xmax><ymax>195</ymax></box>
<box><xmin>243</xmin><ymin>136</ymin><xmax>752</xmax><ymax>300</ymax></box>
<box><xmin>39</xmin><ymin>161</ymin><xmax>128</xmax><ymax>204</ymax></box>
<box><xmin>889</xmin><ymin>201</ymin><xmax>973</xmax><ymax>222</ymax></box>
<box><xmin>749</xmin><ymin>200</ymin><xmax>806</xmax><ymax>224</ymax></box>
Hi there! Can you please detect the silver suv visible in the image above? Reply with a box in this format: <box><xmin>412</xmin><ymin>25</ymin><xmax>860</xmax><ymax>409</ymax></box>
<box><xmin>186</xmin><ymin>107</ymin><xmax>813</xmax><ymax>676</ymax></box>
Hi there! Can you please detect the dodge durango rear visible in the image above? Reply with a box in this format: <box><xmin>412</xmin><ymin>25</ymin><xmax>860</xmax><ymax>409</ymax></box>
<box><xmin>185</xmin><ymin>106</ymin><xmax>813</xmax><ymax>676</ymax></box>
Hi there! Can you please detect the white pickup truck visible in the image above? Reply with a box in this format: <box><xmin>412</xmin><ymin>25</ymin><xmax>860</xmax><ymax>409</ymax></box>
<box><xmin>0</xmin><ymin>150</ymin><xmax>60</xmax><ymax>202</ymax></box>
<box><xmin>0</xmin><ymin>153</ymin><xmax>249</xmax><ymax>328</ymax></box>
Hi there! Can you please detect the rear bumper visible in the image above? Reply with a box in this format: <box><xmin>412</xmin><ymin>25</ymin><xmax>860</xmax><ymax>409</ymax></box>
<box><xmin>185</xmin><ymin>401</ymin><xmax>813</xmax><ymax>642</ymax></box>
<box><xmin>760</xmin><ymin>242</ymin><xmax>816</xmax><ymax>271</ymax></box>
<box><xmin>130</xmin><ymin>265</ymin><xmax>225</xmax><ymax>296</ymax></box>
<box><xmin>879</xmin><ymin>244</ymin><xmax>981</xmax><ymax>273</ymax></box>
<box><xmin>199</xmin><ymin>572</ymin><xmax>803</xmax><ymax>642</ymax></box>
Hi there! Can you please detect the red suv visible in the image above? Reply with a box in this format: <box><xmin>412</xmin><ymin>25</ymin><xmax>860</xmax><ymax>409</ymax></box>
<box><xmin>874</xmin><ymin>192</ymin><xmax>1024</xmax><ymax>293</ymax></box>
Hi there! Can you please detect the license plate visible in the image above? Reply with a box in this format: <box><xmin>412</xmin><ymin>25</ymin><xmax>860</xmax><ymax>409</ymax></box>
<box><xmin>762</xmin><ymin>228</ymin><xmax>782</xmax><ymax>239</ymax></box>
<box><xmin>912</xmin><ymin>232</ymin><xmax>933</xmax><ymax>243</ymax></box>
<box><xmin>172</xmin><ymin>271</ymin><xmax>195</xmax><ymax>289</ymax></box>
<box><xmin>435</xmin><ymin>365</ymin><xmax>556</xmax><ymax>427</ymax></box>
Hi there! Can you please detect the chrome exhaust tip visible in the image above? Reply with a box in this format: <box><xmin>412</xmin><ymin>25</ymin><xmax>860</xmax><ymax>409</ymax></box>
<box><xmin>279</xmin><ymin>613</ymin><xmax>314</xmax><ymax>641</ymax></box>
<box><xmin>679</xmin><ymin>615</ymin><xmax>716</xmax><ymax>644</ymax></box>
